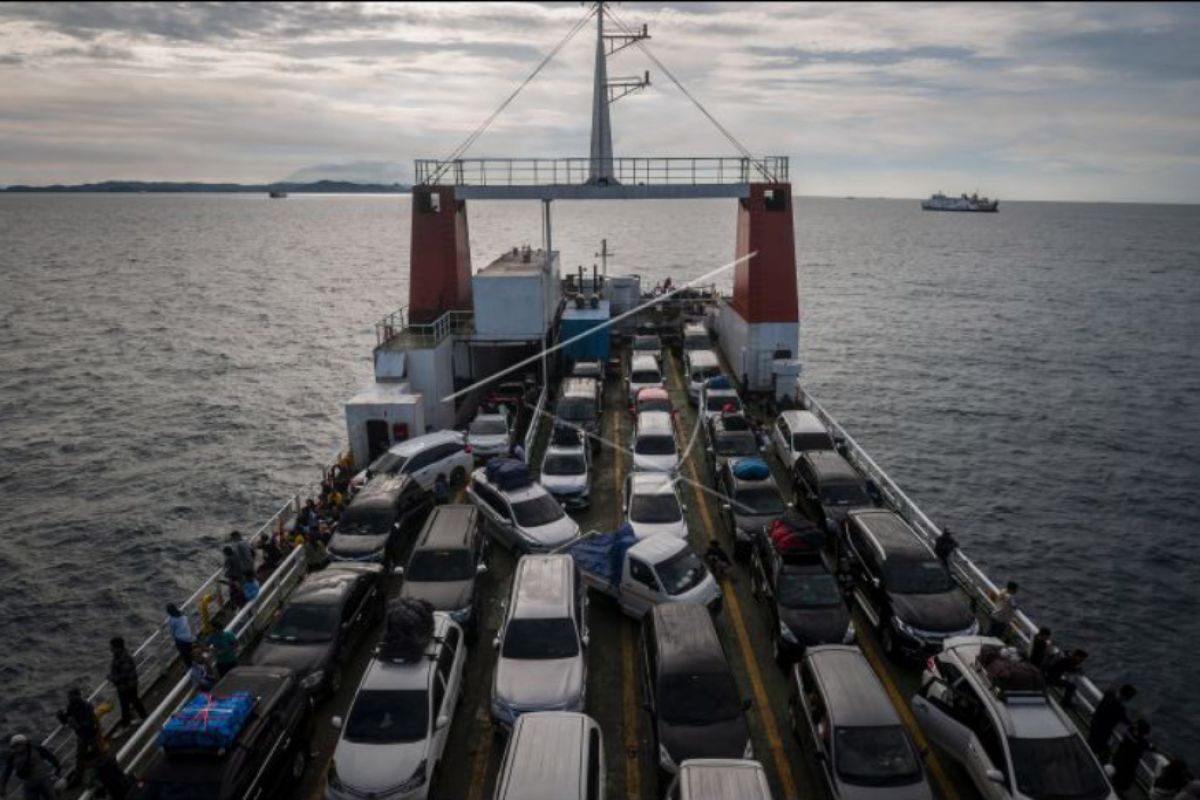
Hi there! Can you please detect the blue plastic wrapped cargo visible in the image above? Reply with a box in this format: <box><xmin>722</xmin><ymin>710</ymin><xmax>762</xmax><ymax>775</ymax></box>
<box><xmin>560</xmin><ymin>301</ymin><xmax>611</xmax><ymax>363</ymax></box>
<box><xmin>567</xmin><ymin>524</ymin><xmax>638</xmax><ymax>589</ymax></box>
<box><xmin>159</xmin><ymin>691</ymin><xmax>256</xmax><ymax>751</ymax></box>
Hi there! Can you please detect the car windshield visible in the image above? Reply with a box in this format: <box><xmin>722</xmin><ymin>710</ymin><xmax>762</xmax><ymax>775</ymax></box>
<box><xmin>706</xmin><ymin>395</ymin><xmax>741</xmax><ymax>413</ymax></box>
<box><xmin>656</xmin><ymin>549</ymin><xmax>707</xmax><ymax>596</ymax></box>
<box><xmin>631</xmin><ymin>370</ymin><xmax>661</xmax><ymax>384</ymax></box>
<box><xmin>470</xmin><ymin>418</ymin><xmax>507</xmax><ymax>436</ymax></box>
<box><xmin>573</xmin><ymin>362</ymin><xmax>602</xmax><ymax>378</ymax></box>
<box><xmin>634</xmin><ymin>336</ymin><xmax>661</xmax><ymax>351</ymax></box>
<box><xmin>635</xmin><ymin>435</ymin><xmax>676</xmax><ymax>456</ymax></box>
<box><xmin>368</xmin><ymin>452</ymin><xmax>408</xmax><ymax>476</ymax></box>
<box><xmin>1008</xmin><ymin>736</ymin><xmax>1112</xmax><ymax>800</ymax></box>
<box><xmin>715</xmin><ymin>433</ymin><xmax>758</xmax><ymax>456</ymax></box>
<box><xmin>822</xmin><ymin>483</ymin><xmax>870</xmax><ymax>507</ymax></box>
<box><xmin>691</xmin><ymin>366</ymin><xmax>721</xmax><ymax>382</ymax></box>
<box><xmin>511</xmin><ymin>494</ymin><xmax>565</xmax><ymax>527</ymax></box>
<box><xmin>344</xmin><ymin>689</ymin><xmax>429</xmax><ymax>744</ymax></box>
<box><xmin>660</xmin><ymin>672</ymin><xmax>742</xmax><ymax>725</ymax></box>
<box><xmin>557</xmin><ymin>398</ymin><xmax>596</xmax><ymax>422</ymax></box>
<box><xmin>792</xmin><ymin>432</ymin><xmax>832</xmax><ymax>452</ymax></box>
<box><xmin>338</xmin><ymin>505</ymin><xmax>396</xmax><ymax>536</ymax></box>
<box><xmin>631</xmin><ymin>493</ymin><xmax>682</xmax><ymax>523</ymax></box>
<box><xmin>777</xmin><ymin>570</ymin><xmax>843</xmax><ymax>608</ymax></box>
<box><xmin>684</xmin><ymin>335</ymin><xmax>708</xmax><ymax>350</ymax></box>
<box><xmin>884</xmin><ymin>559</ymin><xmax>955</xmax><ymax>594</ymax></box>
<box><xmin>834</xmin><ymin>726</ymin><xmax>923</xmax><ymax>786</ymax></box>
<box><xmin>543</xmin><ymin>454</ymin><xmax>587</xmax><ymax>476</ymax></box>
<box><xmin>266</xmin><ymin>603</ymin><xmax>339</xmax><ymax>643</ymax></box>
<box><xmin>406</xmin><ymin>548</ymin><xmax>475</xmax><ymax>581</ymax></box>
<box><xmin>638</xmin><ymin>399</ymin><xmax>672</xmax><ymax>414</ymax></box>
<box><xmin>733</xmin><ymin>486</ymin><xmax>785</xmax><ymax>516</ymax></box>
<box><xmin>141</xmin><ymin>781</ymin><xmax>219</xmax><ymax>800</ymax></box>
<box><xmin>501</xmin><ymin>618</ymin><xmax>579</xmax><ymax>660</ymax></box>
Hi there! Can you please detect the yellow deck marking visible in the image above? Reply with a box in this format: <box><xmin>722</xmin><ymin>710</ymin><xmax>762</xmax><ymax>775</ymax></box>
<box><xmin>852</xmin><ymin>611</ymin><xmax>957</xmax><ymax>800</ymax></box>
<box><xmin>667</xmin><ymin>354</ymin><xmax>799</xmax><ymax>800</ymax></box>
<box><xmin>612</xmin><ymin>408</ymin><xmax>643</xmax><ymax>800</ymax></box>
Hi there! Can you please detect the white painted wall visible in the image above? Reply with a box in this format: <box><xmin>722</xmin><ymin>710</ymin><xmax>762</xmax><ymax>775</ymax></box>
<box><xmin>403</xmin><ymin>336</ymin><xmax>456</xmax><ymax>431</ymax></box>
<box><xmin>344</xmin><ymin>387</ymin><xmax>426</xmax><ymax>470</ymax></box>
<box><xmin>715</xmin><ymin>300</ymin><xmax>800</xmax><ymax>393</ymax></box>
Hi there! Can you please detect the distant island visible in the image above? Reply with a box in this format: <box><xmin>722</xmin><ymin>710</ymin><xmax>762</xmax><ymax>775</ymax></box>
<box><xmin>2</xmin><ymin>179</ymin><xmax>410</xmax><ymax>194</ymax></box>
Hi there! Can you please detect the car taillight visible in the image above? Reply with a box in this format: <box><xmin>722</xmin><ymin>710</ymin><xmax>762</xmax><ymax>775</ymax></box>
<box><xmin>464</xmin><ymin>444</ymin><xmax>472</xmax><ymax>454</ymax></box>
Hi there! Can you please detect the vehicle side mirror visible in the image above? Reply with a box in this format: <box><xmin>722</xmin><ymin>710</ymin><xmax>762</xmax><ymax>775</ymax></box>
<box><xmin>476</xmin><ymin>563</ymin><xmax>488</xmax><ymax>575</ymax></box>
<box><xmin>330</xmin><ymin>715</ymin><xmax>343</xmax><ymax>730</ymax></box>
<box><xmin>492</xmin><ymin>635</ymin><xmax>501</xmax><ymax>649</ymax></box>
<box><xmin>581</xmin><ymin>633</ymin><xmax>590</xmax><ymax>648</ymax></box>
<box><xmin>436</xmin><ymin>714</ymin><xmax>450</xmax><ymax>730</ymax></box>
<box><xmin>985</xmin><ymin>768</ymin><xmax>1005</xmax><ymax>785</ymax></box>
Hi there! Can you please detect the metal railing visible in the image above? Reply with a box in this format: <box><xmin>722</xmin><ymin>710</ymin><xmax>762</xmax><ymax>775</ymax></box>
<box><xmin>798</xmin><ymin>387</ymin><xmax>1168</xmax><ymax>790</ymax></box>
<box><xmin>416</xmin><ymin>156</ymin><xmax>789</xmax><ymax>187</ymax></box>
<box><xmin>523</xmin><ymin>385</ymin><xmax>548</xmax><ymax>457</ymax></box>
<box><xmin>375</xmin><ymin>306</ymin><xmax>475</xmax><ymax>349</ymax></box>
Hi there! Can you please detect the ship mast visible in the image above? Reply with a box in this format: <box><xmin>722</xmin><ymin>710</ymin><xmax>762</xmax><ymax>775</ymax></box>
<box><xmin>587</xmin><ymin>2</ymin><xmax>650</xmax><ymax>185</ymax></box>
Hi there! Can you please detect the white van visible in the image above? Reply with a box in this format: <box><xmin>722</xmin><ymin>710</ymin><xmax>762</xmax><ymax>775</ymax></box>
<box><xmin>682</xmin><ymin>323</ymin><xmax>710</xmax><ymax>353</ymax></box>
<box><xmin>493</xmin><ymin>712</ymin><xmax>604</xmax><ymax>800</ymax></box>
<box><xmin>684</xmin><ymin>350</ymin><xmax>722</xmax><ymax>406</ymax></box>
<box><xmin>627</xmin><ymin>354</ymin><xmax>664</xmax><ymax>405</ymax></box>
<box><xmin>667</xmin><ymin>760</ymin><xmax>774</xmax><ymax>800</ymax></box>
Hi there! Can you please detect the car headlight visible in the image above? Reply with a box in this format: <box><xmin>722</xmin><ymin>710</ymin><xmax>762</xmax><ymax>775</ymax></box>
<box><xmin>778</xmin><ymin>619</ymin><xmax>798</xmax><ymax>644</ymax></box>
<box><xmin>892</xmin><ymin>616</ymin><xmax>919</xmax><ymax>639</ymax></box>
<box><xmin>658</xmin><ymin>742</ymin><xmax>677</xmax><ymax>773</ymax></box>
<box><xmin>842</xmin><ymin>621</ymin><xmax>857</xmax><ymax>644</ymax></box>
<box><xmin>396</xmin><ymin>760</ymin><xmax>427</xmax><ymax>793</ymax></box>
<box><xmin>301</xmin><ymin>670</ymin><xmax>325</xmax><ymax>689</ymax></box>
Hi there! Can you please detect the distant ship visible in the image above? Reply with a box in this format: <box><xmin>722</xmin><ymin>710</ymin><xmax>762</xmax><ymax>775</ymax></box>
<box><xmin>269</xmin><ymin>190</ymin><xmax>288</xmax><ymax>199</ymax></box>
<box><xmin>922</xmin><ymin>191</ymin><xmax>998</xmax><ymax>212</ymax></box>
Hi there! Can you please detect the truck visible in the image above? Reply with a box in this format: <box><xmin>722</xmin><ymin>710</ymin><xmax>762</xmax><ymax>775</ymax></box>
<box><xmin>564</xmin><ymin>525</ymin><xmax>723</xmax><ymax>618</ymax></box>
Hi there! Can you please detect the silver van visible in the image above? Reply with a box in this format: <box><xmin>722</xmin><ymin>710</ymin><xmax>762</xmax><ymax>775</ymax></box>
<box><xmin>493</xmin><ymin>712</ymin><xmax>604</xmax><ymax>800</ymax></box>
<box><xmin>491</xmin><ymin>555</ymin><xmax>588</xmax><ymax>730</ymax></box>
<box><xmin>791</xmin><ymin>645</ymin><xmax>933</xmax><ymax>800</ymax></box>
<box><xmin>557</xmin><ymin>377</ymin><xmax>602</xmax><ymax>446</ymax></box>
<box><xmin>682</xmin><ymin>323</ymin><xmax>710</xmax><ymax>353</ymax></box>
<box><xmin>666</xmin><ymin>759</ymin><xmax>773</xmax><ymax>800</ymax></box>
<box><xmin>684</xmin><ymin>350</ymin><xmax>722</xmax><ymax>405</ymax></box>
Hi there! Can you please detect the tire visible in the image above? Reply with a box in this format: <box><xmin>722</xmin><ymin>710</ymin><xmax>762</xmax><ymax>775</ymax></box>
<box><xmin>450</xmin><ymin>466</ymin><xmax>467</xmax><ymax>487</ymax></box>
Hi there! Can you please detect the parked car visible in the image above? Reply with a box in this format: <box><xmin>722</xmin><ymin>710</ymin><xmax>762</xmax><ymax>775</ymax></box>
<box><xmin>793</xmin><ymin>451</ymin><xmax>875</xmax><ymax>534</ymax></box>
<box><xmin>351</xmin><ymin>430</ymin><xmax>473</xmax><ymax>492</ymax></box>
<box><xmin>556</xmin><ymin>377</ymin><xmax>602</xmax><ymax>448</ymax></box>
<box><xmin>667</xmin><ymin>760</ymin><xmax>774</xmax><ymax>800</ymax></box>
<box><xmin>625</xmin><ymin>472</ymin><xmax>688</xmax><ymax>541</ymax></box>
<box><xmin>705</xmin><ymin>412</ymin><xmax>761</xmax><ymax>474</ymax></box>
<box><xmin>251</xmin><ymin>563</ymin><xmax>385</xmax><ymax>695</ymax></box>
<box><xmin>791</xmin><ymin>645</ymin><xmax>933</xmax><ymax>800</ymax></box>
<box><xmin>700</xmin><ymin>380</ymin><xmax>743</xmax><ymax>421</ymax></box>
<box><xmin>840</xmin><ymin>510</ymin><xmax>977</xmax><ymax>656</ymax></box>
<box><xmin>749</xmin><ymin>525</ymin><xmax>851</xmax><ymax>665</ymax></box>
<box><xmin>466</xmin><ymin>408</ymin><xmax>512</xmax><ymax>461</ymax></box>
<box><xmin>641</xmin><ymin>603</ymin><xmax>752</xmax><ymax>787</ymax></box>
<box><xmin>139</xmin><ymin>666</ymin><xmax>314</xmax><ymax>800</ymax></box>
<box><xmin>912</xmin><ymin>636</ymin><xmax>1116</xmax><ymax>800</ymax></box>
<box><xmin>467</xmin><ymin>466</ymin><xmax>579</xmax><ymax>553</ymax></box>
<box><xmin>493</xmin><ymin>712</ymin><xmax>605</xmax><ymax>800</ymax></box>
<box><xmin>539</xmin><ymin>434</ymin><xmax>592</xmax><ymax>511</ymax></box>
<box><xmin>627</xmin><ymin>354</ymin><xmax>665</xmax><ymax>404</ymax></box>
<box><xmin>633</xmin><ymin>386</ymin><xmax>674</xmax><ymax>416</ymax></box>
<box><xmin>632</xmin><ymin>410</ymin><xmax>679</xmax><ymax>473</ymax></box>
<box><xmin>633</xmin><ymin>333</ymin><xmax>664</xmax><ymax>365</ymax></box>
<box><xmin>326</xmin><ymin>614</ymin><xmax>467</xmax><ymax>800</ymax></box>
<box><xmin>772</xmin><ymin>410</ymin><xmax>835</xmax><ymax>469</ymax></box>
<box><xmin>491</xmin><ymin>555</ymin><xmax>588</xmax><ymax>730</ymax></box>
<box><xmin>328</xmin><ymin>475</ymin><xmax>434</xmax><ymax>568</ymax></box>
<box><xmin>398</xmin><ymin>505</ymin><xmax>488</xmax><ymax>642</ymax></box>
<box><xmin>716</xmin><ymin>458</ymin><xmax>788</xmax><ymax>560</ymax></box>
<box><xmin>681</xmin><ymin>322</ymin><xmax>711</xmax><ymax>354</ymax></box>
<box><xmin>684</xmin><ymin>350</ymin><xmax>722</xmax><ymax>405</ymax></box>
<box><xmin>570</xmin><ymin>359</ymin><xmax>604</xmax><ymax>380</ymax></box>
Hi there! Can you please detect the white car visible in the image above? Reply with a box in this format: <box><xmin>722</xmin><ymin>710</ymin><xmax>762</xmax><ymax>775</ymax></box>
<box><xmin>684</xmin><ymin>349</ymin><xmax>721</xmax><ymax>406</ymax></box>
<box><xmin>700</xmin><ymin>384</ymin><xmax>743</xmax><ymax>421</ymax></box>
<box><xmin>539</xmin><ymin>437</ymin><xmax>591</xmax><ymax>511</ymax></box>
<box><xmin>627</xmin><ymin>354</ymin><xmax>664</xmax><ymax>405</ymax></box>
<box><xmin>771</xmin><ymin>410</ymin><xmax>835</xmax><ymax>469</ymax></box>
<box><xmin>631</xmin><ymin>410</ymin><xmax>678</xmax><ymax>473</ymax></box>
<box><xmin>352</xmin><ymin>431</ymin><xmax>473</xmax><ymax>491</ymax></box>
<box><xmin>326</xmin><ymin>614</ymin><xmax>466</xmax><ymax>800</ymax></box>
<box><xmin>624</xmin><ymin>472</ymin><xmax>688</xmax><ymax>540</ymax></box>
<box><xmin>467</xmin><ymin>467</ymin><xmax>580</xmax><ymax>553</ymax></box>
<box><xmin>466</xmin><ymin>410</ymin><xmax>512</xmax><ymax>461</ymax></box>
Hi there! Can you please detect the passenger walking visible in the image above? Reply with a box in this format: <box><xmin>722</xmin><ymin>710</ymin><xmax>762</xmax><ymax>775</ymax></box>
<box><xmin>222</xmin><ymin>546</ymin><xmax>247</xmax><ymax>608</ymax></box>
<box><xmin>933</xmin><ymin>528</ymin><xmax>959</xmax><ymax>564</ymax></box>
<box><xmin>987</xmin><ymin>581</ymin><xmax>1019</xmax><ymax>638</ymax></box>
<box><xmin>1089</xmin><ymin>684</ymin><xmax>1136</xmax><ymax>759</ymax></box>
<box><xmin>2</xmin><ymin>734</ymin><xmax>62</xmax><ymax>800</ymax></box>
<box><xmin>1151</xmin><ymin>759</ymin><xmax>1191</xmax><ymax>799</ymax></box>
<box><xmin>1028</xmin><ymin>627</ymin><xmax>1052</xmax><ymax>667</ymax></box>
<box><xmin>166</xmin><ymin>603</ymin><xmax>196</xmax><ymax>666</ymax></box>
<box><xmin>1043</xmin><ymin>648</ymin><xmax>1088</xmax><ymax>709</ymax></box>
<box><xmin>208</xmin><ymin>628</ymin><xmax>239</xmax><ymax>678</ymax></box>
<box><xmin>1111</xmin><ymin>719</ymin><xmax>1154</xmax><ymax>794</ymax></box>
<box><xmin>107</xmin><ymin>637</ymin><xmax>147</xmax><ymax>731</ymax></box>
<box><xmin>57</xmin><ymin>688</ymin><xmax>103</xmax><ymax>784</ymax></box>
<box><xmin>704</xmin><ymin>539</ymin><xmax>733</xmax><ymax>580</ymax></box>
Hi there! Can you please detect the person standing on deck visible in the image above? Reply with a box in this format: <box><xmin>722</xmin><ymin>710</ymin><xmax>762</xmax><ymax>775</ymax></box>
<box><xmin>987</xmin><ymin>581</ymin><xmax>1019</xmax><ymax>638</ymax></box>
<box><xmin>56</xmin><ymin>689</ymin><xmax>103</xmax><ymax>786</ymax></box>
<box><xmin>1028</xmin><ymin>627</ymin><xmax>1052</xmax><ymax>668</ymax></box>
<box><xmin>1111</xmin><ymin>719</ymin><xmax>1154</xmax><ymax>794</ymax></box>
<box><xmin>1043</xmin><ymin>648</ymin><xmax>1088</xmax><ymax>709</ymax></box>
<box><xmin>208</xmin><ymin>628</ymin><xmax>239</xmax><ymax>678</ymax></box>
<box><xmin>222</xmin><ymin>546</ymin><xmax>246</xmax><ymax>608</ymax></box>
<box><xmin>166</xmin><ymin>603</ymin><xmax>195</xmax><ymax>665</ymax></box>
<box><xmin>107</xmin><ymin>637</ymin><xmax>147</xmax><ymax>731</ymax></box>
<box><xmin>1090</xmin><ymin>684</ymin><xmax>1137</xmax><ymax>760</ymax></box>
<box><xmin>2</xmin><ymin>734</ymin><xmax>62</xmax><ymax>800</ymax></box>
<box><xmin>934</xmin><ymin>528</ymin><xmax>959</xmax><ymax>565</ymax></box>
<box><xmin>228</xmin><ymin>531</ymin><xmax>256</xmax><ymax>582</ymax></box>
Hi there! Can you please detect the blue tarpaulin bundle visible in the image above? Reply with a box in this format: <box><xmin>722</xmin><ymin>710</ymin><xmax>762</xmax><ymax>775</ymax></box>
<box><xmin>485</xmin><ymin>458</ymin><xmax>531</xmax><ymax>491</ymax></box>
<box><xmin>732</xmin><ymin>458</ymin><xmax>770</xmax><ymax>481</ymax></box>
<box><xmin>567</xmin><ymin>524</ymin><xmax>638</xmax><ymax>587</ymax></box>
<box><xmin>705</xmin><ymin>374</ymin><xmax>733</xmax><ymax>391</ymax></box>
<box><xmin>160</xmin><ymin>691</ymin><xmax>256</xmax><ymax>751</ymax></box>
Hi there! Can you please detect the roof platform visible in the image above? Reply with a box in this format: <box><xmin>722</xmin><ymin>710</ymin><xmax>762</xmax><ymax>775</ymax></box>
<box><xmin>415</xmin><ymin>156</ymin><xmax>788</xmax><ymax>201</ymax></box>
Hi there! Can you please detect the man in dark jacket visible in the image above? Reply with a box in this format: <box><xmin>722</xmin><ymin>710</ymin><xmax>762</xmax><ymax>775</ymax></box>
<box><xmin>108</xmin><ymin>637</ymin><xmax>147</xmax><ymax>731</ymax></box>
<box><xmin>2</xmin><ymin>734</ymin><xmax>61</xmax><ymax>800</ymax></box>
<box><xmin>229</xmin><ymin>530</ymin><xmax>256</xmax><ymax>581</ymax></box>
<box><xmin>1088</xmin><ymin>684</ymin><xmax>1136</xmax><ymax>759</ymax></box>
<box><xmin>57</xmin><ymin>688</ymin><xmax>102</xmax><ymax>784</ymax></box>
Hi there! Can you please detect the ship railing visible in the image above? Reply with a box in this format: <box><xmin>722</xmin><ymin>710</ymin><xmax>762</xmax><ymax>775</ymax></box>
<box><xmin>524</xmin><ymin>385</ymin><xmax>548</xmax><ymax>457</ymax></box>
<box><xmin>799</xmin><ymin>387</ymin><xmax>1168</xmax><ymax>790</ymax></box>
<box><xmin>415</xmin><ymin>156</ymin><xmax>789</xmax><ymax>187</ymax></box>
<box><xmin>375</xmin><ymin>305</ymin><xmax>475</xmax><ymax>349</ymax></box>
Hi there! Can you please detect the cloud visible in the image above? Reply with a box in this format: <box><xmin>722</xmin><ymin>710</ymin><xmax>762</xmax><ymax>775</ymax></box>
<box><xmin>0</xmin><ymin>2</ymin><xmax>1197</xmax><ymax>202</ymax></box>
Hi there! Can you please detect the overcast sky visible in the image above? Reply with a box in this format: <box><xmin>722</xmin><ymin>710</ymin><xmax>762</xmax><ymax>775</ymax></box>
<box><xmin>1</xmin><ymin>2</ymin><xmax>1197</xmax><ymax>202</ymax></box>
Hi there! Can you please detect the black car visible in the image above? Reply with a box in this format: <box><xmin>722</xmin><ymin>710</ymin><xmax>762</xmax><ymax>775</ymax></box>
<box><xmin>792</xmin><ymin>451</ymin><xmax>875</xmax><ymax>534</ymax></box>
<box><xmin>138</xmin><ymin>666</ymin><xmax>314</xmax><ymax>800</ymax></box>
<box><xmin>398</xmin><ymin>504</ymin><xmax>488</xmax><ymax>641</ymax></box>
<box><xmin>749</xmin><ymin>521</ymin><xmax>851</xmax><ymax>666</ymax></box>
<box><xmin>327</xmin><ymin>474</ymin><xmax>434</xmax><ymax>567</ymax></box>
<box><xmin>704</xmin><ymin>412</ymin><xmax>761</xmax><ymax>474</ymax></box>
<box><xmin>840</xmin><ymin>509</ymin><xmax>977</xmax><ymax>657</ymax></box>
<box><xmin>250</xmin><ymin>563</ymin><xmax>385</xmax><ymax>695</ymax></box>
<box><xmin>640</xmin><ymin>603</ymin><xmax>752</xmax><ymax>791</ymax></box>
